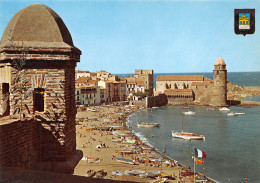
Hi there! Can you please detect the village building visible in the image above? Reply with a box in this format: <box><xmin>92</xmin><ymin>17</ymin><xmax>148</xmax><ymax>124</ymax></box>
<box><xmin>75</xmin><ymin>85</ymin><xmax>100</xmax><ymax>106</ymax></box>
<box><xmin>156</xmin><ymin>57</ymin><xmax>227</xmax><ymax>106</ymax></box>
<box><xmin>96</xmin><ymin>70</ymin><xmax>112</xmax><ymax>80</ymax></box>
<box><xmin>133</xmin><ymin>69</ymin><xmax>154</xmax><ymax>96</ymax></box>
<box><xmin>75</xmin><ymin>76</ymin><xmax>91</xmax><ymax>86</ymax></box>
<box><xmin>75</xmin><ymin>70</ymin><xmax>90</xmax><ymax>79</ymax></box>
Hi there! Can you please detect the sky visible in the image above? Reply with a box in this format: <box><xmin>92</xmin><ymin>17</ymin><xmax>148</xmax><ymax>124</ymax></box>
<box><xmin>0</xmin><ymin>0</ymin><xmax>260</xmax><ymax>74</ymax></box>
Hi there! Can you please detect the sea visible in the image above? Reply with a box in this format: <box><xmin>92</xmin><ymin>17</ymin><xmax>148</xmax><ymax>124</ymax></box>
<box><xmin>119</xmin><ymin>72</ymin><xmax>260</xmax><ymax>183</ymax></box>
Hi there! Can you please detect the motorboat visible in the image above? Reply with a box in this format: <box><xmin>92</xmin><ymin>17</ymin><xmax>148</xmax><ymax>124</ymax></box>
<box><xmin>184</xmin><ymin>111</ymin><xmax>196</xmax><ymax>115</ymax></box>
<box><xmin>235</xmin><ymin>112</ymin><xmax>245</xmax><ymax>115</ymax></box>
<box><xmin>227</xmin><ymin>112</ymin><xmax>237</xmax><ymax>116</ymax></box>
<box><xmin>219</xmin><ymin>107</ymin><xmax>230</xmax><ymax>111</ymax></box>
<box><xmin>137</xmin><ymin>122</ymin><xmax>160</xmax><ymax>128</ymax></box>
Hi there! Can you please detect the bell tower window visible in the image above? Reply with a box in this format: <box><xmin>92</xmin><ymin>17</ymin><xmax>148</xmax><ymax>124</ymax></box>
<box><xmin>34</xmin><ymin>88</ymin><xmax>45</xmax><ymax>112</ymax></box>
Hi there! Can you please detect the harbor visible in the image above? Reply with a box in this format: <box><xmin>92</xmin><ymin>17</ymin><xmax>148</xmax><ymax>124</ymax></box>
<box><xmin>127</xmin><ymin>105</ymin><xmax>260</xmax><ymax>182</ymax></box>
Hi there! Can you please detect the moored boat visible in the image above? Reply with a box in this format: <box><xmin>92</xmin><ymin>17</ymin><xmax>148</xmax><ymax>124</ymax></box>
<box><xmin>227</xmin><ymin>112</ymin><xmax>237</xmax><ymax>116</ymax></box>
<box><xmin>235</xmin><ymin>112</ymin><xmax>245</xmax><ymax>115</ymax></box>
<box><xmin>184</xmin><ymin>111</ymin><xmax>196</xmax><ymax>115</ymax></box>
<box><xmin>137</xmin><ymin>122</ymin><xmax>160</xmax><ymax>128</ymax></box>
<box><xmin>172</xmin><ymin>131</ymin><xmax>205</xmax><ymax>140</ymax></box>
<box><xmin>172</xmin><ymin>111</ymin><xmax>205</xmax><ymax>140</ymax></box>
<box><xmin>219</xmin><ymin>107</ymin><xmax>230</xmax><ymax>111</ymax></box>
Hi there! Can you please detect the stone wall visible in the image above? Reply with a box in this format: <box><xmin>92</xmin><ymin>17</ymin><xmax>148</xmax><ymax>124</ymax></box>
<box><xmin>167</xmin><ymin>97</ymin><xmax>193</xmax><ymax>105</ymax></box>
<box><xmin>0</xmin><ymin>117</ymin><xmax>39</xmax><ymax>169</ymax></box>
<box><xmin>146</xmin><ymin>94</ymin><xmax>168</xmax><ymax>108</ymax></box>
<box><xmin>192</xmin><ymin>85</ymin><xmax>213</xmax><ymax>106</ymax></box>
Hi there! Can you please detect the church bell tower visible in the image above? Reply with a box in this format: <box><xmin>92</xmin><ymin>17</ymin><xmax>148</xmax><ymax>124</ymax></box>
<box><xmin>211</xmin><ymin>57</ymin><xmax>227</xmax><ymax>106</ymax></box>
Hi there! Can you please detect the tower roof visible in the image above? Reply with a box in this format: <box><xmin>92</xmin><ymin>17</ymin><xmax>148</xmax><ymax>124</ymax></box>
<box><xmin>0</xmin><ymin>4</ymin><xmax>74</xmax><ymax>48</ymax></box>
<box><xmin>215</xmin><ymin>57</ymin><xmax>226</xmax><ymax>65</ymax></box>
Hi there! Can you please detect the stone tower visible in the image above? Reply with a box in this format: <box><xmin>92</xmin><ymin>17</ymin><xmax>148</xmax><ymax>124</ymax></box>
<box><xmin>211</xmin><ymin>57</ymin><xmax>227</xmax><ymax>106</ymax></box>
<box><xmin>0</xmin><ymin>4</ymin><xmax>82</xmax><ymax>173</ymax></box>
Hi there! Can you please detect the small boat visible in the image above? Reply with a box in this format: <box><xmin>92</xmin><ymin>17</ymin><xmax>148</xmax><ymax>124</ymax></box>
<box><xmin>172</xmin><ymin>112</ymin><xmax>205</xmax><ymax>140</ymax></box>
<box><xmin>235</xmin><ymin>112</ymin><xmax>245</xmax><ymax>115</ymax></box>
<box><xmin>137</xmin><ymin>122</ymin><xmax>160</xmax><ymax>128</ymax></box>
<box><xmin>125</xmin><ymin>170</ymin><xmax>145</xmax><ymax>176</ymax></box>
<box><xmin>116</xmin><ymin>158</ymin><xmax>136</xmax><ymax>165</ymax></box>
<box><xmin>112</xmin><ymin>171</ymin><xmax>124</xmax><ymax>176</ymax></box>
<box><xmin>207</xmin><ymin>108</ymin><xmax>215</xmax><ymax>110</ymax></box>
<box><xmin>112</xmin><ymin>131</ymin><xmax>133</xmax><ymax>137</ymax></box>
<box><xmin>86</xmin><ymin>169</ymin><xmax>96</xmax><ymax>177</ymax></box>
<box><xmin>111</xmin><ymin>138</ymin><xmax>123</xmax><ymax>142</ymax></box>
<box><xmin>219</xmin><ymin>107</ymin><xmax>230</xmax><ymax>111</ymax></box>
<box><xmin>172</xmin><ymin>132</ymin><xmax>205</xmax><ymax>140</ymax></box>
<box><xmin>184</xmin><ymin>111</ymin><xmax>196</xmax><ymax>115</ymax></box>
<box><xmin>123</xmin><ymin>139</ymin><xmax>137</xmax><ymax>144</ymax></box>
<box><xmin>227</xmin><ymin>112</ymin><xmax>237</xmax><ymax>116</ymax></box>
<box><xmin>95</xmin><ymin>169</ymin><xmax>107</xmax><ymax>178</ymax></box>
<box><xmin>152</xmin><ymin>107</ymin><xmax>159</xmax><ymax>109</ymax></box>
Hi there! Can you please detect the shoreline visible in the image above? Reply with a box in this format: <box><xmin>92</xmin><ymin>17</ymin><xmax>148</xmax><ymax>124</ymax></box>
<box><xmin>74</xmin><ymin>103</ymin><xmax>216</xmax><ymax>182</ymax></box>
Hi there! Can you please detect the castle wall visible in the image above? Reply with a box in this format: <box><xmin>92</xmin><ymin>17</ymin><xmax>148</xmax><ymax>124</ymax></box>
<box><xmin>146</xmin><ymin>94</ymin><xmax>168</xmax><ymax>108</ymax></box>
<box><xmin>192</xmin><ymin>85</ymin><xmax>214</xmax><ymax>106</ymax></box>
<box><xmin>167</xmin><ymin>97</ymin><xmax>193</xmax><ymax>105</ymax></box>
<box><xmin>0</xmin><ymin>118</ymin><xmax>39</xmax><ymax>169</ymax></box>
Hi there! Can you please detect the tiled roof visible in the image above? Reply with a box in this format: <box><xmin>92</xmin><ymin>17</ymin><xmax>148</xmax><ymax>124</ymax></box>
<box><xmin>136</xmin><ymin>81</ymin><xmax>144</xmax><ymax>85</ymax></box>
<box><xmin>86</xmin><ymin>80</ymin><xmax>98</xmax><ymax>84</ymax></box>
<box><xmin>75</xmin><ymin>77</ymin><xmax>90</xmax><ymax>83</ymax></box>
<box><xmin>204</xmin><ymin>77</ymin><xmax>213</xmax><ymax>82</ymax></box>
<box><xmin>192</xmin><ymin>81</ymin><xmax>210</xmax><ymax>86</ymax></box>
<box><xmin>157</xmin><ymin>75</ymin><xmax>204</xmax><ymax>81</ymax></box>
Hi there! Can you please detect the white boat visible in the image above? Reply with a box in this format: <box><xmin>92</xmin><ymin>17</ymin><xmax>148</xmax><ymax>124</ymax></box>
<box><xmin>112</xmin><ymin>131</ymin><xmax>133</xmax><ymax>137</ymax></box>
<box><xmin>172</xmin><ymin>131</ymin><xmax>205</xmax><ymax>140</ymax></box>
<box><xmin>184</xmin><ymin>111</ymin><xmax>196</xmax><ymax>115</ymax></box>
<box><xmin>235</xmin><ymin>112</ymin><xmax>245</xmax><ymax>115</ymax></box>
<box><xmin>219</xmin><ymin>107</ymin><xmax>230</xmax><ymax>111</ymax></box>
<box><xmin>227</xmin><ymin>112</ymin><xmax>237</xmax><ymax>116</ymax></box>
<box><xmin>172</xmin><ymin>112</ymin><xmax>205</xmax><ymax>140</ymax></box>
<box><xmin>152</xmin><ymin>107</ymin><xmax>159</xmax><ymax>109</ymax></box>
<box><xmin>137</xmin><ymin>122</ymin><xmax>160</xmax><ymax>128</ymax></box>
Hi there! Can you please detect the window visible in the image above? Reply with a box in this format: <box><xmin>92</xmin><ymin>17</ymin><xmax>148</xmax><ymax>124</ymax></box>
<box><xmin>34</xmin><ymin>88</ymin><xmax>45</xmax><ymax>112</ymax></box>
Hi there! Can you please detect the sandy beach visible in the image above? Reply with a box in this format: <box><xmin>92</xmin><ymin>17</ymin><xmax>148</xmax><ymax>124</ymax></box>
<box><xmin>73</xmin><ymin>104</ymin><xmax>211</xmax><ymax>183</ymax></box>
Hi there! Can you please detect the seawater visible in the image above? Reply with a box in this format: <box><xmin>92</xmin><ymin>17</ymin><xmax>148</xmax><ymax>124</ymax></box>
<box><xmin>126</xmin><ymin>106</ymin><xmax>260</xmax><ymax>183</ymax></box>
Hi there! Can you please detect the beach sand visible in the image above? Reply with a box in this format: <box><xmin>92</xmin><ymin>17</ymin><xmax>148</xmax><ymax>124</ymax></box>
<box><xmin>73</xmin><ymin>104</ymin><xmax>209</xmax><ymax>182</ymax></box>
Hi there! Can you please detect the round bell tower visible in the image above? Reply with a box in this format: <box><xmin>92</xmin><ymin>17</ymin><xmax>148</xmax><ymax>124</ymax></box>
<box><xmin>211</xmin><ymin>57</ymin><xmax>227</xmax><ymax>106</ymax></box>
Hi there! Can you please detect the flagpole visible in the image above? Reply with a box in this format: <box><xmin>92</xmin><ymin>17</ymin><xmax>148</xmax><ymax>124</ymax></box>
<box><xmin>194</xmin><ymin>156</ymin><xmax>196</xmax><ymax>183</ymax></box>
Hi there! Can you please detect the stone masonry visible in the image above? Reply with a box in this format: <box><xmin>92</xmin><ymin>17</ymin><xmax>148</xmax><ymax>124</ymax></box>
<box><xmin>0</xmin><ymin>4</ymin><xmax>82</xmax><ymax>173</ymax></box>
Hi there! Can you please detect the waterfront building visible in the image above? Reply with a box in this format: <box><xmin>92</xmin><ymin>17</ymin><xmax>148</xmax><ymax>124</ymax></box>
<box><xmin>75</xmin><ymin>86</ymin><xmax>100</xmax><ymax>106</ymax></box>
<box><xmin>156</xmin><ymin>57</ymin><xmax>227</xmax><ymax>106</ymax></box>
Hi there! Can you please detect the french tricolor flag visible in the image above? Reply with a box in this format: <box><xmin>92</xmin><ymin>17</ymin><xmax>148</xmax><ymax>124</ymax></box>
<box><xmin>194</xmin><ymin>148</ymin><xmax>206</xmax><ymax>158</ymax></box>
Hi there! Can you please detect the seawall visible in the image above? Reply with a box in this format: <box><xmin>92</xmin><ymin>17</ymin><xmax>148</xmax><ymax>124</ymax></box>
<box><xmin>145</xmin><ymin>94</ymin><xmax>168</xmax><ymax>108</ymax></box>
